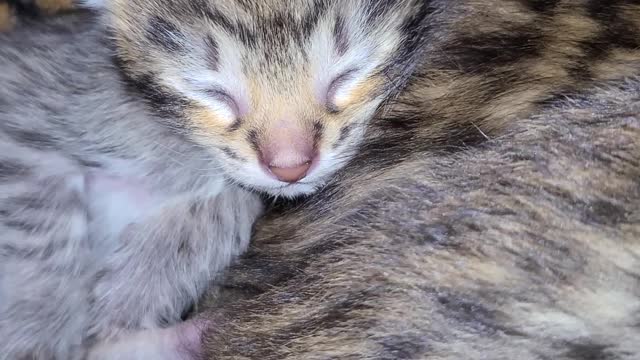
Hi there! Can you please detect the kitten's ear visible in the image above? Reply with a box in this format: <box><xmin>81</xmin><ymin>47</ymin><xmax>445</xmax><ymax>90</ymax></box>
<box><xmin>76</xmin><ymin>0</ymin><xmax>109</xmax><ymax>10</ymax></box>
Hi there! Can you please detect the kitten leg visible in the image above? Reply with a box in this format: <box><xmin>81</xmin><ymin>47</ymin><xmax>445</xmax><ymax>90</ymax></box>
<box><xmin>0</xmin><ymin>173</ymin><xmax>90</xmax><ymax>360</ymax></box>
<box><xmin>86</xmin><ymin>185</ymin><xmax>263</xmax><ymax>351</ymax></box>
<box><xmin>87</xmin><ymin>318</ymin><xmax>208</xmax><ymax>360</ymax></box>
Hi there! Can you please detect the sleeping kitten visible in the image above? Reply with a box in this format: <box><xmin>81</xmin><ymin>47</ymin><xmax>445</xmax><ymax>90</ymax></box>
<box><xmin>0</xmin><ymin>1</ymin><xmax>428</xmax><ymax>359</ymax></box>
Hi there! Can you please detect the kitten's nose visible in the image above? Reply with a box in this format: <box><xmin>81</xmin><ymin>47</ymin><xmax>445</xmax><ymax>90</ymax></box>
<box><xmin>268</xmin><ymin>161</ymin><xmax>312</xmax><ymax>183</ymax></box>
<box><xmin>259</xmin><ymin>119</ymin><xmax>318</xmax><ymax>183</ymax></box>
<box><xmin>262</xmin><ymin>149</ymin><xmax>315</xmax><ymax>183</ymax></box>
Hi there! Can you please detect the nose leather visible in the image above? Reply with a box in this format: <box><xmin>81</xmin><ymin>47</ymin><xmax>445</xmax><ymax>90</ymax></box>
<box><xmin>259</xmin><ymin>119</ymin><xmax>318</xmax><ymax>183</ymax></box>
<box><xmin>268</xmin><ymin>161</ymin><xmax>312</xmax><ymax>183</ymax></box>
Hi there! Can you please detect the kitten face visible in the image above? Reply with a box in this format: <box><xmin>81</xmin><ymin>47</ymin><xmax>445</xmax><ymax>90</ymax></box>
<box><xmin>108</xmin><ymin>0</ymin><xmax>427</xmax><ymax>197</ymax></box>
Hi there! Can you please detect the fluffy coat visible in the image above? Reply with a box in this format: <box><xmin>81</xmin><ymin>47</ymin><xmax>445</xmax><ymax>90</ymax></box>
<box><xmin>200</xmin><ymin>76</ymin><xmax>640</xmax><ymax>359</ymax></box>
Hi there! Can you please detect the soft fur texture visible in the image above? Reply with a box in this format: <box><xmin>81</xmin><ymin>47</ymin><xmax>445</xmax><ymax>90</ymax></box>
<box><xmin>2</xmin><ymin>1</ymin><xmax>640</xmax><ymax>359</ymax></box>
<box><xmin>199</xmin><ymin>78</ymin><xmax>640</xmax><ymax>359</ymax></box>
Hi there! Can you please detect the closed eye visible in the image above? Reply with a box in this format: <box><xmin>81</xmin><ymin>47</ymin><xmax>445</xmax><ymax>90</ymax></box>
<box><xmin>204</xmin><ymin>88</ymin><xmax>240</xmax><ymax>117</ymax></box>
<box><xmin>326</xmin><ymin>68</ymin><xmax>358</xmax><ymax>113</ymax></box>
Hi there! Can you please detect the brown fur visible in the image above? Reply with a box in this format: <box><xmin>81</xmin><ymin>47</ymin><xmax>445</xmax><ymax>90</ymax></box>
<box><xmin>199</xmin><ymin>76</ymin><xmax>640</xmax><ymax>359</ymax></box>
<box><xmin>0</xmin><ymin>1</ymin><xmax>14</xmax><ymax>31</ymax></box>
<box><xmin>0</xmin><ymin>0</ymin><xmax>75</xmax><ymax>31</ymax></box>
<box><xmin>193</xmin><ymin>5</ymin><xmax>640</xmax><ymax>357</ymax></box>
<box><xmin>345</xmin><ymin>1</ymin><xmax>640</xmax><ymax>164</ymax></box>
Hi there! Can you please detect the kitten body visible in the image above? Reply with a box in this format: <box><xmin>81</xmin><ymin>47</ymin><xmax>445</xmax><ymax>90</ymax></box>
<box><xmin>0</xmin><ymin>11</ymin><xmax>263</xmax><ymax>360</ymax></box>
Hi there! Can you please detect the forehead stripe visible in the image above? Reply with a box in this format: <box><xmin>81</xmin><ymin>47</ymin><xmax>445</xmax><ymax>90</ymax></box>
<box><xmin>204</xmin><ymin>35</ymin><xmax>220</xmax><ymax>71</ymax></box>
<box><xmin>333</xmin><ymin>16</ymin><xmax>349</xmax><ymax>56</ymax></box>
<box><xmin>145</xmin><ymin>16</ymin><xmax>186</xmax><ymax>53</ymax></box>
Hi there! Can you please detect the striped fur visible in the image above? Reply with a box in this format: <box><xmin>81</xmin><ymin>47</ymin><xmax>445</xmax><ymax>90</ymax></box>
<box><xmin>2</xmin><ymin>1</ymin><xmax>640</xmax><ymax>358</ymax></box>
<box><xmin>194</xmin><ymin>1</ymin><xmax>640</xmax><ymax>358</ymax></box>
<box><xmin>200</xmin><ymin>76</ymin><xmax>640</xmax><ymax>360</ymax></box>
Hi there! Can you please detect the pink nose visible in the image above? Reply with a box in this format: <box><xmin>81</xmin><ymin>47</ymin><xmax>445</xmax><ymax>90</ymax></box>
<box><xmin>259</xmin><ymin>120</ymin><xmax>318</xmax><ymax>183</ymax></box>
<box><xmin>261</xmin><ymin>148</ymin><xmax>316</xmax><ymax>183</ymax></box>
<box><xmin>268</xmin><ymin>161</ymin><xmax>312</xmax><ymax>183</ymax></box>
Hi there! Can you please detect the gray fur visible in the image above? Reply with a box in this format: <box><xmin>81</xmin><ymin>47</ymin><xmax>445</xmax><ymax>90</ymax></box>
<box><xmin>200</xmin><ymin>78</ymin><xmax>640</xmax><ymax>359</ymax></box>
<box><xmin>0</xmin><ymin>11</ymin><xmax>263</xmax><ymax>359</ymax></box>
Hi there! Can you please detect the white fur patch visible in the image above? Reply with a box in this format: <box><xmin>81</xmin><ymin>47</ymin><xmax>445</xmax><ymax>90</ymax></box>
<box><xmin>85</xmin><ymin>172</ymin><xmax>166</xmax><ymax>253</ymax></box>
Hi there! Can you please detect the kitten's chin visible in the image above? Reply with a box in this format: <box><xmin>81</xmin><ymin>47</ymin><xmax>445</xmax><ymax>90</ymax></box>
<box><xmin>229</xmin><ymin>174</ymin><xmax>325</xmax><ymax>199</ymax></box>
<box><xmin>262</xmin><ymin>182</ymin><xmax>323</xmax><ymax>199</ymax></box>
<box><xmin>237</xmin><ymin>180</ymin><xmax>321</xmax><ymax>199</ymax></box>
<box><xmin>222</xmin><ymin>159</ymin><xmax>335</xmax><ymax>198</ymax></box>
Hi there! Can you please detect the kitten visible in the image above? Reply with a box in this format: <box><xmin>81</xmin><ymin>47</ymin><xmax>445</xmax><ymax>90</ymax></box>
<box><xmin>0</xmin><ymin>0</ymin><xmax>428</xmax><ymax>359</ymax></box>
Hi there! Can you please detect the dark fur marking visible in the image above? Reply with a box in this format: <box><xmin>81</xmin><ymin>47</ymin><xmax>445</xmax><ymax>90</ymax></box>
<box><xmin>228</xmin><ymin>118</ymin><xmax>242</xmax><ymax>132</ymax></box>
<box><xmin>0</xmin><ymin>159</ymin><xmax>29</xmax><ymax>181</ymax></box>
<box><xmin>399</xmin><ymin>1</ymin><xmax>434</xmax><ymax>55</ymax></box>
<box><xmin>312</xmin><ymin>121</ymin><xmax>324</xmax><ymax>148</ymax></box>
<box><xmin>5</xmin><ymin>193</ymin><xmax>45</xmax><ymax>212</ymax></box>
<box><xmin>220</xmin><ymin>146</ymin><xmax>241</xmax><ymax>161</ymax></box>
<box><xmin>435</xmin><ymin>291</ymin><xmax>506</xmax><ymax>335</ymax></box>
<box><xmin>177</xmin><ymin>235</ymin><xmax>193</xmax><ymax>255</ymax></box>
<box><xmin>281</xmin><ymin>291</ymin><xmax>374</xmax><ymax>335</ymax></box>
<box><xmin>271</xmin><ymin>13</ymin><xmax>302</xmax><ymax>46</ymax></box>
<box><xmin>3</xmin><ymin>128</ymin><xmax>59</xmax><ymax>150</ymax></box>
<box><xmin>232</xmin><ymin>0</ymin><xmax>253</xmax><ymax>12</ymax></box>
<box><xmin>72</xmin><ymin>156</ymin><xmax>102</xmax><ymax>169</ymax></box>
<box><xmin>518</xmin><ymin>0</ymin><xmax>562</xmax><ymax>13</ymax></box>
<box><xmin>204</xmin><ymin>35</ymin><xmax>220</xmax><ymax>71</ymax></box>
<box><xmin>145</xmin><ymin>16</ymin><xmax>185</xmax><ymax>53</ymax></box>
<box><xmin>0</xmin><ymin>241</ymin><xmax>55</xmax><ymax>261</ymax></box>
<box><xmin>416</xmin><ymin>223</ymin><xmax>456</xmax><ymax>246</ymax></box>
<box><xmin>583</xmin><ymin>199</ymin><xmax>628</xmax><ymax>225</ymax></box>
<box><xmin>379</xmin><ymin>1</ymin><xmax>434</xmax><ymax>93</ymax></box>
<box><xmin>565</xmin><ymin>342</ymin><xmax>614</xmax><ymax>360</ymax></box>
<box><xmin>379</xmin><ymin>334</ymin><xmax>430</xmax><ymax>359</ymax></box>
<box><xmin>234</xmin><ymin>234</ymin><xmax>244</xmax><ymax>247</ymax></box>
<box><xmin>180</xmin><ymin>302</ymin><xmax>196</xmax><ymax>321</ymax></box>
<box><xmin>569</xmin><ymin>1</ymin><xmax>640</xmax><ymax>80</ymax></box>
<box><xmin>333</xmin><ymin>124</ymin><xmax>352</xmax><ymax>148</ymax></box>
<box><xmin>3</xmin><ymin>219</ymin><xmax>42</xmax><ymax>233</ymax></box>
<box><xmin>93</xmin><ymin>269</ymin><xmax>109</xmax><ymax>284</ymax></box>
<box><xmin>333</xmin><ymin>16</ymin><xmax>349</xmax><ymax>56</ymax></box>
<box><xmin>120</xmin><ymin>70</ymin><xmax>190</xmax><ymax>122</ymax></box>
<box><xmin>199</xmin><ymin>5</ymin><xmax>235</xmax><ymax>33</ymax></box>
<box><xmin>188</xmin><ymin>202</ymin><xmax>200</xmax><ymax>216</ymax></box>
<box><xmin>438</xmin><ymin>29</ymin><xmax>544</xmax><ymax>74</ymax></box>
<box><xmin>235</xmin><ymin>22</ymin><xmax>258</xmax><ymax>49</ymax></box>
<box><xmin>247</xmin><ymin>130</ymin><xmax>260</xmax><ymax>153</ymax></box>
<box><xmin>6</xmin><ymin>0</ymin><xmax>75</xmax><ymax>18</ymax></box>
<box><xmin>300</xmin><ymin>0</ymin><xmax>330</xmax><ymax>38</ymax></box>
<box><xmin>365</xmin><ymin>0</ymin><xmax>403</xmax><ymax>24</ymax></box>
